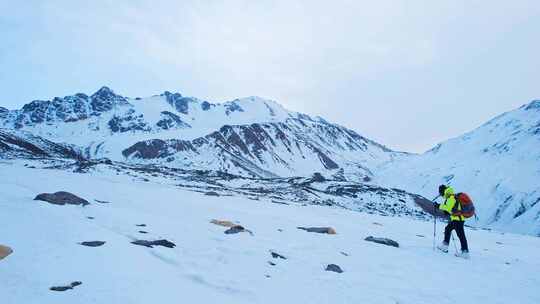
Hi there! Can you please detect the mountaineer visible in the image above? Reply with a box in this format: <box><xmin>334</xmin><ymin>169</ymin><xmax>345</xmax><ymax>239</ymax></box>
<box><xmin>435</xmin><ymin>184</ymin><xmax>474</xmax><ymax>259</ymax></box>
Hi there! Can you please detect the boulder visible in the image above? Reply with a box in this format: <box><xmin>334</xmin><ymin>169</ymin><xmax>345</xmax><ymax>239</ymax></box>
<box><xmin>0</xmin><ymin>245</ymin><xmax>13</xmax><ymax>260</ymax></box>
<box><xmin>311</xmin><ymin>172</ymin><xmax>326</xmax><ymax>182</ymax></box>
<box><xmin>210</xmin><ymin>219</ymin><xmax>237</xmax><ymax>228</ymax></box>
<box><xmin>131</xmin><ymin>239</ymin><xmax>176</xmax><ymax>248</ymax></box>
<box><xmin>297</xmin><ymin>227</ymin><xmax>337</xmax><ymax>234</ymax></box>
<box><xmin>212</xmin><ymin>219</ymin><xmax>254</xmax><ymax>235</ymax></box>
<box><xmin>79</xmin><ymin>241</ymin><xmax>106</xmax><ymax>247</ymax></box>
<box><xmin>34</xmin><ymin>191</ymin><xmax>89</xmax><ymax>206</ymax></box>
<box><xmin>50</xmin><ymin>281</ymin><xmax>82</xmax><ymax>292</ymax></box>
<box><xmin>225</xmin><ymin>225</ymin><xmax>254</xmax><ymax>235</ymax></box>
<box><xmin>205</xmin><ymin>191</ymin><xmax>220</xmax><ymax>197</ymax></box>
<box><xmin>325</xmin><ymin>264</ymin><xmax>344</xmax><ymax>273</ymax></box>
<box><xmin>270</xmin><ymin>251</ymin><xmax>287</xmax><ymax>260</ymax></box>
<box><xmin>364</xmin><ymin>236</ymin><xmax>399</xmax><ymax>248</ymax></box>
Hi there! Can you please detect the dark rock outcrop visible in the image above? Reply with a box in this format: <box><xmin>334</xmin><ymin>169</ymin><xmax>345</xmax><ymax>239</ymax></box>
<box><xmin>163</xmin><ymin>91</ymin><xmax>196</xmax><ymax>114</ymax></box>
<box><xmin>50</xmin><ymin>281</ymin><xmax>82</xmax><ymax>292</ymax></box>
<box><xmin>224</xmin><ymin>226</ymin><xmax>247</xmax><ymax>234</ymax></box>
<box><xmin>131</xmin><ymin>239</ymin><xmax>176</xmax><ymax>248</ymax></box>
<box><xmin>156</xmin><ymin>111</ymin><xmax>191</xmax><ymax>130</ymax></box>
<box><xmin>0</xmin><ymin>129</ymin><xmax>82</xmax><ymax>160</ymax></box>
<box><xmin>34</xmin><ymin>191</ymin><xmax>89</xmax><ymax>206</ymax></box>
<box><xmin>325</xmin><ymin>264</ymin><xmax>344</xmax><ymax>273</ymax></box>
<box><xmin>108</xmin><ymin>109</ymin><xmax>150</xmax><ymax>133</ymax></box>
<box><xmin>311</xmin><ymin>172</ymin><xmax>326</xmax><ymax>183</ymax></box>
<box><xmin>79</xmin><ymin>241</ymin><xmax>106</xmax><ymax>247</ymax></box>
<box><xmin>270</xmin><ymin>251</ymin><xmax>287</xmax><ymax>260</ymax></box>
<box><xmin>0</xmin><ymin>245</ymin><xmax>13</xmax><ymax>260</ymax></box>
<box><xmin>7</xmin><ymin>86</ymin><xmax>128</xmax><ymax>129</ymax></box>
<box><xmin>364</xmin><ymin>236</ymin><xmax>399</xmax><ymax>248</ymax></box>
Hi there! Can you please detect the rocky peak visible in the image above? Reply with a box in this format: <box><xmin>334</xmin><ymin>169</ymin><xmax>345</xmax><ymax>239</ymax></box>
<box><xmin>91</xmin><ymin>86</ymin><xmax>119</xmax><ymax>100</ymax></box>
<box><xmin>162</xmin><ymin>91</ymin><xmax>196</xmax><ymax>115</ymax></box>
<box><xmin>90</xmin><ymin>86</ymin><xmax>128</xmax><ymax>114</ymax></box>
<box><xmin>524</xmin><ymin>100</ymin><xmax>540</xmax><ymax>111</ymax></box>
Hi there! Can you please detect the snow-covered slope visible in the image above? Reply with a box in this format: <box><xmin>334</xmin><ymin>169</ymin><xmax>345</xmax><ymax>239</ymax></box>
<box><xmin>378</xmin><ymin>100</ymin><xmax>540</xmax><ymax>236</ymax></box>
<box><xmin>2</xmin><ymin>87</ymin><xmax>539</xmax><ymax>235</ymax></box>
<box><xmin>1</xmin><ymin>160</ymin><xmax>539</xmax><ymax>304</ymax></box>
<box><xmin>122</xmin><ymin>118</ymin><xmax>396</xmax><ymax>178</ymax></box>
<box><xmin>0</xmin><ymin>128</ymin><xmax>81</xmax><ymax>160</ymax></box>
<box><xmin>0</xmin><ymin>87</ymin><xmax>399</xmax><ymax>178</ymax></box>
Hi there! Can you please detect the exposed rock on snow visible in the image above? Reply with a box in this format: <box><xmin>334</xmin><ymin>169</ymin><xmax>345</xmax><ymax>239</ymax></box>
<box><xmin>364</xmin><ymin>236</ymin><xmax>399</xmax><ymax>248</ymax></box>
<box><xmin>325</xmin><ymin>264</ymin><xmax>344</xmax><ymax>273</ymax></box>
<box><xmin>34</xmin><ymin>191</ymin><xmax>90</xmax><ymax>206</ymax></box>
<box><xmin>79</xmin><ymin>241</ymin><xmax>106</xmax><ymax>247</ymax></box>
<box><xmin>413</xmin><ymin>196</ymin><xmax>448</xmax><ymax>218</ymax></box>
<box><xmin>297</xmin><ymin>227</ymin><xmax>337</xmax><ymax>234</ymax></box>
<box><xmin>0</xmin><ymin>129</ymin><xmax>81</xmax><ymax>160</ymax></box>
<box><xmin>224</xmin><ymin>225</ymin><xmax>253</xmax><ymax>235</ymax></box>
<box><xmin>0</xmin><ymin>245</ymin><xmax>13</xmax><ymax>260</ymax></box>
<box><xmin>205</xmin><ymin>191</ymin><xmax>220</xmax><ymax>196</ymax></box>
<box><xmin>50</xmin><ymin>281</ymin><xmax>82</xmax><ymax>292</ymax></box>
<box><xmin>210</xmin><ymin>219</ymin><xmax>253</xmax><ymax>235</ymax></box>
<box><xmin>270</xmin><ymin>251</ymin><xmax>287</xmax><ymax>260</ymax></box>
<box><xmin>210</xmin><ymin>219</ymin><xmax>238</xmax><ymax>228</ymax></box>
<box><xmin>131</xmin><ymin>239</ymin><xmax>176</xmax><ymax>248</ymax></box>
<box><xmin>310</xmin><ymin>172</ymin><xmax>326</xmax><ymax>183</ymax></box>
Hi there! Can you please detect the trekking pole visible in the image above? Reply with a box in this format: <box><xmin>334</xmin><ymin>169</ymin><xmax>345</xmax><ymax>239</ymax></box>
<box><xmin>432</xmin><ymin>195</ymin><xmax>440</xmax><ymax>251</ymax></box>
<box><xmin>451</xmin><ymin>233</ymin><xmax>459</xmax><ymax>255</ymax></box>
<box><xmin>433</xmin><ymin>211</ymin><xmax>436</xmax><ymax>251</ymax></box>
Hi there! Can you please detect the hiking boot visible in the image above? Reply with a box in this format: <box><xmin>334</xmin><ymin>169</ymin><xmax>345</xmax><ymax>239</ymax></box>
<box><xmin>455</xmin><ymin>250</ymin><xmax>470</xmax><ymax>259</ymax></box>
<box><xmin>437</xmin><ymin>242</ymin><xmax>449</xmax><ymax>253</ymax></box>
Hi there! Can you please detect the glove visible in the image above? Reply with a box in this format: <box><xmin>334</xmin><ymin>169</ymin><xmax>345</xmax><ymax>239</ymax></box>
<box><xmin>433</xmin><ymin>203</ymin><xmax>440</xmax><ymax>209</ymax></box>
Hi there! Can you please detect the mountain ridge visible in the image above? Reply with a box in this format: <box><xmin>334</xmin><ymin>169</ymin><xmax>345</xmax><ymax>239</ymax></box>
<box><xmin>1</xmin><ymin>86</ymin><xmax>539</xmax><ymax>234</ymax></box>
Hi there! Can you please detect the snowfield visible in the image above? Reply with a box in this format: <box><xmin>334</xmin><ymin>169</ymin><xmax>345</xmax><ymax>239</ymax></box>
<box><xmin>1</xmin><ymin>160</ymin><xmax>539</xmax><ymax>304</ymax></box>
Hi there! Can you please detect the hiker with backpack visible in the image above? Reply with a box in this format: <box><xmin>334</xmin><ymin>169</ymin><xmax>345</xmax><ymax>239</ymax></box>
<box><xmin>434</xmin><ymin>184</ymin><xmax>474</xmax><ymax>259</ymax></box>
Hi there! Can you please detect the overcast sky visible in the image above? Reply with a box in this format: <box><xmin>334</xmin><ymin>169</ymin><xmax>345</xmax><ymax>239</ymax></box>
<box><xmin>1</xmin><ymin>1</ymin><xmax>538</xmax><ymax>152</ymax></box>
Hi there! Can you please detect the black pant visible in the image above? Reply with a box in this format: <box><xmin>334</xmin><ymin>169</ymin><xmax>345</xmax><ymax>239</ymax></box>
<box><xmin>444</xmin><ymin>220</ymin><xmax>468</xmax><ymax>251</ymax></box>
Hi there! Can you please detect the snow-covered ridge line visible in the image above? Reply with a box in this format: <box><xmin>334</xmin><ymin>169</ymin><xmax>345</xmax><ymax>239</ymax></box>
<box><xmin>378</xmin><ymin>99</ymin><xmax>540</xmax><ymax>236</ymax></box>
<box><xmin>120</xmin><ymin>117</ymin><xmax>400</xmax><ymax>178</ymax></box>
<box><xmin>0</xmin><ymin>86</ymin><xmax>399</xmax><ymax>179</ymax></box>
<box><xmin>0</xmin><ymin>86</ymin><xmax>320</xmax><ymax>129</ymax></box>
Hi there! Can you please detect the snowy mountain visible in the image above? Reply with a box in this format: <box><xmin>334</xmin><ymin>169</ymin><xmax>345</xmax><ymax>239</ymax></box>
<box><xmin>1</xmin><ymin>159</ymin><xmax>539</xmax><ymax>304</ymax></box>
<box><xmin>378</xmin><ymin>100</ymin><xmax>540</xmax><ymax>236</ymax></box>
<box><xmin>0</xmin><ymin>86</ymin><xmax>400</xmax><ymax>178</ymax></box>
<box><xmin>0</xmin><ymin>128</ymin><xmax>81</xmax><ymax>160</ymax></box>
<box><xmin>1</xmin><ymin>87</ymin><xmax>539</xmax><ymax>235</ymax></box>
<box><xmin>1</xmin><ymin>88</ymin><xmax>540</xmax><ymax>303</ymax></box>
